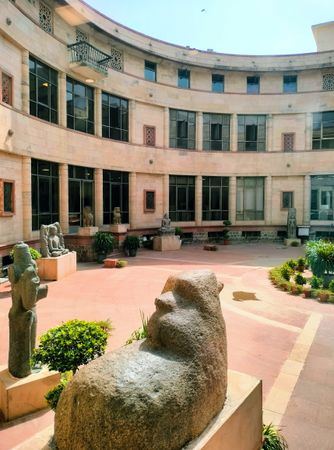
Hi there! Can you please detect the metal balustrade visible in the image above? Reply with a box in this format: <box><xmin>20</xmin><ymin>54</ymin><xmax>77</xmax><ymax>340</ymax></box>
<box><xmin>68</xmin><ymin>41</ymin><xmax>112</xmax><ymax>76</ymax></box>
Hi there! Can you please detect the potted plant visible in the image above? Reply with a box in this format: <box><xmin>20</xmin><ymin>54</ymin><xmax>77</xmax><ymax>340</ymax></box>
<box><xmin>296</xmin><ymin>257</ymin><xmax>306</xmax><ymax>272</ymax></box>
<box><xmin>123</xmin><ymin>235</ymin><xmax>140</xmax><ymax>257</ymax></box>
<box><xmin>222</xmin><ymin>220</ymin><xmax>231</xmax><ymax>245</ymax></box>
<box><xmin>92</xmin><ymin>231</ymin><xmax>114</xmax><ymax>263</ymax></box>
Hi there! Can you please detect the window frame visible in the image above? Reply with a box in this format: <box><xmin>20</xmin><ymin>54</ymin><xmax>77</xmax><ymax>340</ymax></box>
<box><xmin>66</xmin><ymin>76</ymin><xmax>94</xmax><ymax>135</ymax></box>
<box><xmin>0</xmin><ymin>179</ymin><xmax>15</xmax><ymax>216</ymax></box>
<box><xmin>169</xmin><ymin>175</ymin><xmax>195</xmax><ymax>222</ymax></box>
<box><xmin>144</xmin><ymin>190</ymin><xmax>156</xmax><ymax>213</ymax></box>
<box><xmin>283</xmin><ymin>75</ymin><xmax>297</xmax><ymax>93</ymax></box>
<box><xmin>236</xmin><ymin>177</ymin><xmax>265</xmax><ymax>221</ymax></box>
<box><xmin>203</xmin><ymin>113</ymin><xmax>230</xmax><ymax>151</ymax></box>
<box><xmin>247</xmin><ymin>76</ymin><xmax>260</xmax><ymax>94</ymax></box>
<box><xmin>169</xmin><ymin>109</ymin><xmax>196</xmax><ymax>149</ymax></box>
<box><xmin>202</xmin><ymin>176</ymin><xmax>229</xmax><ymax>221</ymax></box>
<box><xmin>212</xmin><ymin>74</ymin><xmax>224</xmax><ymax>93</ymax></box>
<box><xmin>102</xmin><ymin>92</ymin><xmax>129</xmax><ymax>142</ymax></box>
<box><xmin>144</xmin><ymin>60</ymin><xmax>157</xmax><ymax>82</ymax></box>
<box><xmin>281</xmin><ymin>191</ymin><xmax>294</xmax><ymax>210</ymax></box>
<box><xmin>178</xmin><ymin>69</ymin><xmax>190</xmax><ymax>89</ymax></box>
<box><xmin>103</xmin><ymin>170</ymin><xmax>129</xmax><ymax>225</ymax></box>
<box><xmin>312</xmin><ymin>111</ymin><xmax>334</xmax><ymax>150</ymax></box>
<box><xmin>237</xmin><ymin>115</ymin><xmax>266</xmax><ymax>152</ymax></box>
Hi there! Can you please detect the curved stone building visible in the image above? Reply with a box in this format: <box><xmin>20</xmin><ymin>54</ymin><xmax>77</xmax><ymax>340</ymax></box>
<box><xmin>1</xmin><ymin>0</ymin><xmax>334</xmax><ymax>264</ymax></box>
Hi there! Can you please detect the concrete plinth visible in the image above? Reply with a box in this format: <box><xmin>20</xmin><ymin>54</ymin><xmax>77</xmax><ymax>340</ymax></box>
<box><xmin>78</xmin><ymin>227</ymin><xmax>99</xmax><ymax>236</ymax></box>
<box><xmin>37</xmin><ymin>252</ymin><xmax>77</xmax><ymax>281</ymax></box>
<box><xmin>153</xmin><ymin>235</ymin><xmax>181</xmax><ymax>251</ymax></box>
<box><xmin>284</xmin><ymin>238</ymin><xmax>301</xmax><ymax>246</ymax></box>
<box><xmin>110</xmin><ymin>224</ymin><xmax>128</xmax><ymax>233</ymax></box>
<box><xmin>0</xmin><ymin>366</ymin><xmax>60</xmax><ymax>422</ymax></box>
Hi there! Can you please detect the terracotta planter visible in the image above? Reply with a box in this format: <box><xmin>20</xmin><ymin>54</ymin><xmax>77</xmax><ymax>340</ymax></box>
<box><xmin>318</xmin><ymin>292</ymin><xmax>330</xmax><ymax>303</ymax></box>
<box><xmin>303</xmin><ymin>289</ymin><xmax>312</xmax><ymax>298</ymax></box>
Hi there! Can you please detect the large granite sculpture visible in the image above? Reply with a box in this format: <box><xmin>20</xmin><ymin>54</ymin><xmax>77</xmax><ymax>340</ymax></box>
<box><xmin>287</xmin><ymin>207</ymin><xmax>297</xmax><ymax>239</ymax></box>
<box><xmin>158</xmin><ymin>212</ymin><xmax>175</xmax><ymax>235</ymax></box>
<box><xmin>8</xmin><ymin>242</ymin><xmax>48</xmax><ymax>378</ymax></box>
<box><xmin>55</xmin><ymin>270</ymin><xmax>227</xmax><ymax>450</ymax></box>
<box><xmin>40</xmin><ymin>222</ymin><xmax>69</xmax><ymax>257</ymax></box>
<box><xmin>82</xmin><ymin>206</ymin><xmax>94</xmax><ymax>227</ymax></box>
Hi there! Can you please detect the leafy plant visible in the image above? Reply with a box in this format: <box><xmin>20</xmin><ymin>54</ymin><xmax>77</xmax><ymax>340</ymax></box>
<box><xmin>32</xmin><ymin>319</ymin><xmax>112</xmax><ymax>374</ymax></box>
<box><xmin>92</xmin><ymin>232</ymin><xmax>114</xmax><ymax>256</ymax></box>
<box><xmin>45</xmin><ymin>373</ymin><xmax>71</xmax><ymax>411</ymax></box>
<box><xmin>297</xmin><ymin>257</ymin><xmax>306</xmax><ymax>267</ymax></box>
<box><xmin>124</xmin><ymin>235</ymin><xmax>140</xmax><ymax>250</ymax></box>
<box><xmin>10</xmin><ymin>246</ymin><xmax>42</xmax><ymax>261</ymax></box>
<box><xmin>223</xmin><ymin>220</ymin><xmax>231</xmax><ymax>227</ymax></box>
<box><xmin>294</xmin><ymin>273</ymin><xmax>306</xmax><ymax>286</ymax></box>
<box><xmin>290</xmin><ymin>241</ymin><xmax>299</xmax><ymax>247</ymax></box>
<box><xmin>328</xmin><ymin>279</ymin><xmax>334</xmax><ymax>293</ymax></box>
<box><xmin>310</xmin><ymin>275</ymin><xmax>323</xmax><ymax>289</ymax></box>
<box><xmin>262</xmin><ymin>423</ymin><xmax>288</xmax><ymax>450</ymax></box>
<box><xmin>116</xmin><ymin>259</ymin><xmax>128</xmax><ymax>268</ymax></box>
<box><xmin>305</xmin><ymin>240</ymin><xmax>334</xmax><ymax>278</ymax></box>
<box><xmin>280</xmin><ymin>264</ymin><xmax>293</xmax><ymax>281</ymax></box>
<box><xmin>175</xmin><ymin>227</ymin><xmax>183</xmax><ymax>237</ymax></box>
<box><xmin>286</xmin><ymin>259</ymin><xmax>297</xmax><ymax>269</ymax></box>
<box><xmin>126</xmin><ymin>311</ymin><xmax>149</xmax><ymax>345</ymax></box>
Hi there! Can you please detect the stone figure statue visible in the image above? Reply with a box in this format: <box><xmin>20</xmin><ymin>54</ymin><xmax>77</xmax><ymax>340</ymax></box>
<box><xmin>40</xmin><ymin>222</ymin><xmax>69</xmax><ymax>258</ymax></box>
<box><xmin>83</xmin><ymin>206</ymin><xmax>94</xmax><ymax>227</ymax></box>
<box><xmin>8</xmin><ymin>242</ymin><xmax>48</xmax><ymax>378</ymax></box>
<box><xmin>113</xmin><ymin>207</ymin><xmax>121</xmax><ymax>224</ymax></box>
<box><xmin>55</xmin><ymin>270</ymin><xmax>227</xmax><ymax>450</ymax></box>
<box><xmin>287</xmin><ymin>207</ymin><xmax>297</xmax><ymax>239</ymax></box>
<box><xmin>158</xmin><ymin>212</ymin><xmax>175</xmax><ymax>235</ymax></box>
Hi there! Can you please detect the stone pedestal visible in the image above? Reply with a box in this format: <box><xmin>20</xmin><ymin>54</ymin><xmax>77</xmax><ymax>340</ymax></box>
<box><xmin>110</xmin><ymin>224</ymin><xmax>128</xmax><ymax>233</ymax></box>
<box><xmin>153</xmin><ymin>235</ymin><xmax>182</xmax><ymax>251</ymax></box>
<box><xmin>37</xmin><ymin>252</ymin><xmax>77</xmax><ymax>281</ymax></box>
<box><xmin>0</xmin><ymin>366</ymin><xmax>60</xmax><ymax>421</ymax></box>
<box><xmin>78</xmin><ymin>227</ymin><xmax>99</xmax><ymax>236</ymax></box>
<box><xmin>284</xmin><ymin>238</ymin><xmax>301</xmax><ymax>247</ymax></box>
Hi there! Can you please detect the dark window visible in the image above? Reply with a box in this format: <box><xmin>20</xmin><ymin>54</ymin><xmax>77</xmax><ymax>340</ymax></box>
<box><xmin>169</xmin><ymin>109</ymin><xmax>196</xmax><ymax>149</ymax></box>
<box><xmin>66</xmin><ymin>77</ymin><xmax>94</xmax><ymax>134</ymax></box>
<box><xmin>238</xmin><ymin>115</ymin><xmax>266</xmax><ymax>151</ymax></box>
<box><xmin>144</xmin><ymin>190</ymin><xmax>155</xmax><ymax>212</ymax></box>
<box><xmin>0</xmin><ymin>180</ymin><xmax>15</xmax><ymax>215</ymax></box>
<box><xmin>1</xmin><ymin>72</ymin><xmax>12</xmax><ymax>105</ymax></box>
<box><xmin>68</xmin><ymin>165</ymin><xmax>94</xmax><ymax>229</ymax></box>
<box><xmin>31</xmin><ymin>159</ymin><xmax>59</xmax><ymax>230</ymax></box>
<box><xmin>282</xmin><ymin>133</ymin><xmax>295</xmax><ymax>152</ymax></box>
<box><xmin>310</xmin><ymin>175</ymin><xmax>334</xmax><ymax>221</ymax></box>
<box><xmin>212</xmin><ymin>74</ymin><xmax>224</xmax><ymax>93</ymax></box>
<box><xmin>202</xmin><ymin>177</ymin><xmax>229</xmax><ymax>221</ymax></box>
<box><xmin>236</xmin><ymin>177</ymin><xmax>264</xmax><ymax>220</ymax></box>
<box><xmin>29</xmin><ymin>57</ymin><xmax>58</xmax><ymax>124</ymax></box>
<box><xmin>283</xmin><ymin>75</ymin><xmax>297</xmax><ymax>93</ymax></box>
<box><xmin>102</xmin><ymin>92</ymin><xmax>128</xmax><ymax>141</ymax></box>
<box><xmin>282</xmin><ymin>192</ymin><xmax>294</xmax><ymax>209</ymax></box>
<box><xmin>178</xmin><ymin>69</ymin><xmax>190</xmax><ymax>89</ymax></box>
<box><xmin>169</xmin><ymin>175</ymin><xmax>195</xmax><ymax>221</ymax></box>
<box><xmin>103</xmin><ymin>170</ymin><xmax>129</xmax><ymax>224</ymax></box>
<box><xmin>144</xmin><ymin>60</ymin><xmax>157</xmax><ymax>82</ymax></box>
<box><xmin>312</xmin><ymin>111</ymin><xmax>334</xmax><ymax>150</ymax></box>
<box><xmin>247</xmin><ymin>76</ymin><xmax>260</xmax><ymax>94</ymax></box>
<box><xmin>203</xmin><ymin>113</ymin><xmax>230</xmax><ymax>151</ymax></box>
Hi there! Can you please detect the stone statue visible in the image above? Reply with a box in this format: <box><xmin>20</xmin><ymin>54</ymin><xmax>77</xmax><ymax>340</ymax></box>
<box><xmin>113</xmin><ymin>207</ymin><xmax>121</xmax><ymax>224</ymax></box>
<box><xmin>83</xmin><ymin>206</ymin><xmax>94</xmax><ymax>227</ymax></box>
<box><xmin>40</xmin><ymin>222</ymin><xmax>69</xmax><ymax>258</ymax></box>
<box><xmin>55</xmin><ymin>270</ymin><xmax>227</xmax><ymax>450</ymax></box>
<box><xmin>287</xmin><ymin>207</ymin><xmax>297</xmax><ymax>239</ymax></box>
<box><xmin>8</xmin><ymin>242</ymin><xmax>48</xmax><ymax>378</ymax></box>
<box><xmin>158</xmin><ymin>212</ymin><xmax>175</xmax><ymax>235</ymax></box>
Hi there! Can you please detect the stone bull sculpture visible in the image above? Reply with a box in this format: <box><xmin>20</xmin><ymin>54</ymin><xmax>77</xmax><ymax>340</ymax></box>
<box><xmin>55</xmin><ymin>270</ymin><xmax>227</xmax><ymax>450</ymax></box>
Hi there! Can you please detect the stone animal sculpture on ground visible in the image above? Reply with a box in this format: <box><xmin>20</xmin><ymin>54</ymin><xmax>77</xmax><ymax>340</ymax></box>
<box><xmin>55</xmin><ymin>270</ymin><xmax>227</xmax><ymax>450</ymax></box>
<box><xmin>83</xmin><ymin>206</ymin><xmax>94</xmax><ymax>227</ymax></box>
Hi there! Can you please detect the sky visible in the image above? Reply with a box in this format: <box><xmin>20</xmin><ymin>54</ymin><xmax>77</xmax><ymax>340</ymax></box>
<box><xmin>84</xmin><ymin>0</ymin><xmax>334</xmax><ymax>55</ymax></box>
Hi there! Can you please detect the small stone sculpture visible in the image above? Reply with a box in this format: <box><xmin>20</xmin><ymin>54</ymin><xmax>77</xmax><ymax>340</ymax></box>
<box><xmin>287</xmin><ymin>207</ymin><xmax>297</xmax><ymax>239</ymax></box>
<box><xmin>159</xmin><ymin>212</ymin><xmax>175</xmax><ymax>235</ymax></box>
<box><xmin>8</xmin><ymin>242</ymin><xmax>48</xmax><ymax>378</ymax></box>
<box><xmin>113</xmin><ymin>206</ymin><xmax>121</xmax><ymax>224</ymax></box>
<box><xmin>83</xmin><ymin>206</ymin><xmax>94</xmax><ymax>227</ymax></box>
<box><xmin>40</xmin><ymin>222</ymin><xmax>69</xmax><ymax>258</ymax></box>
<box><xmin>55</xmin><ymin>270</ymin><xmax>227</xmax><ymax>450</ymax></box>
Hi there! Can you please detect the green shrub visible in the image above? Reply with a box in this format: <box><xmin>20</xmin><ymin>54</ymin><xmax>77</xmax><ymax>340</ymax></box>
<box><xmin>280</xmin><ymin>264</ymin><xmax>293</xmax><ymax>281</ymax></box>
<box><xmin>310</xmin><ymin>275</ymin><xmax>323</xmax><ymax>289</ymax></box>
<box><xmin>10</xmin><ymin>246</ymin><xmax>42</xmax><ymax>261</ymax></box>
<box><xmin>297</xmin><ymin>257</ymin><xmax>306</xmax><ymax>267</ymax></box>
<box><xmin>92</xmin><ymin>232</ymin><xmax>114</xmax><ymax>256</ymax></box>
<box><xmin>124</xmin><ymin>235</ymin><xmax>140</xmax><ymax>250</ymax></box>
<box><xmin>290</xmin><ymin>241</ymin><xmax>299</xmax><ymax>247</ymax></box>
<box><xmin>286</xmin><ymin>259</ymin><xmax>297</xmax><ymax>269</ymax></box>
<box><xmin>32</xmin><ymin>319</ymin><xmax>112</xmax><ymax>374</ymax></box>
<box><xmin>294</xmin><ymin>273</ymin><xmax>306</xmax><ymax>286</ymax></box>
<box><xmin>45</xmin><ymin>373</ymin><xmax>71</xmax><ymax>411</ymax></box>
<box><xmin>175</xmin><ymin>227</ymin><xmax>183</xmax><ymax>236</ymax></box>
<box><xmin>305</xmin><ymin>240</ymin><xmax>334</xmax><ymax>278</ymax></box>
<box><xmin>328</xmin><ymin>279</ymin><xmax>334</xmax><ymax>293</ymax></box>
<box><xmin>116</xmin><ymin>259</ymin><xmax>128</xmax><ymax>268</ymax></box>
<box><xmin>126</xmin><ymin>311</ymin><xmax>149</xmax><ymax>345</ymax></box>
<box><xmin>262</xmin><ymin>423</ymin><xmax>288</xmax><ymax>450</ymax></box>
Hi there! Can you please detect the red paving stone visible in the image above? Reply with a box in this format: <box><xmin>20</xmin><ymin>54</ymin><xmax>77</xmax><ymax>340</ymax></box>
<box><xmin>0</xmin><ymin>243</ymin><xmax>333</xmax><ymax>449</ymax></box>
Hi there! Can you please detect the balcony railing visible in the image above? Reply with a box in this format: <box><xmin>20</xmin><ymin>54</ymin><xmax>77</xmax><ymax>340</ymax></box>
<box><xmin>68</xmin><ymin>42</ymin><xmax>112</xmax><ymax>77</ymax></box>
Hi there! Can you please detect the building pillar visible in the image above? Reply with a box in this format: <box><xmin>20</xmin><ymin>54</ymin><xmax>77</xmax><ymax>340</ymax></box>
<box><xmin>94</xmin><ymin>168</ymin><xmax>103</xmax><ymax>227</ymax></box>
<box><xmin>196</xmin><ymin>112</ymin><xmax>203</xmax><ymax>151</ymax></box>
<box><xmin>265</xmin><ymin>175</ymin><xmax>272</xmax><ymax>225</ymax></box>
<box><xmin>303</xmin><ymin>175</ymin><xmax>311</xmax><ymax>225</ymax></box>
<box><xmin>21</xmin><ymin>50</ymin><xmax>29</xmax><ymax>114</ymax></box>
<box><xmin>22</xmin><ymin>156</ymin><xmax>32</xmax><ymax>240</ymax></box>
<box><xmin>305</xmin><ymin>112</ymin><xmax>313</xmax><ymax>151</ymax></box>
<box><xmin>58</xmin><ymin>72</ymin><xmax>67</xmax><ymax>127</ymax></box>
<box><xmin>195</xmin><ymin>175</ymin><xmax>202</xmax><ymax>226</ymax></box>
<box><xmin>95</xmin><ymin>88</ymin><xmax>102</xmax><ymax>137</ymax></box>
<box><xmin>129</xmin><ymin>172</ymin><xmax>137</xmax><ymax>229</ymax></box>
<box><xmin>230</xmin><ymin>114</ymin><xmax>238</xmax><ymax>152</ymax></box>
<box><xmin>59</xmin><ymin>163</ymin><xmax>69</xmax><ymax>233</ymax></box>
<box><xmin>267</xmin><ymin>114</ymin><xmax>273</xmax><ymax>152</ymax></box>
<box><xmin>229</xmin><ymin>176</ymin><xmax>236</xmax><ymax>223</ymax></box>
<box><xmin>164</xmin><ymin>107</ymin><xmax>169</xmax><ymax>148</ymax></box>
<box><xmin>163</xmin><ymin>174</ymin><xmax>169</xmax><ymax>215</ymax></box>
<box><xmin>129</xmin><ymin>100</ymin><xmax>137</xmax><ymax>144</ymax></box>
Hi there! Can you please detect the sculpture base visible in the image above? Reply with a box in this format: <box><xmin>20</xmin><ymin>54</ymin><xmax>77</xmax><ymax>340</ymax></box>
<box><xmin>110</xmin><ymin>224</ymin><xmax>128</xmax><ymax>233</ymax></box>
<box><xmin>0</xmin><ymin>366</ymin><xmax>60</xmax><ymax>422</ymax></box>
<box><xmin>37</xmin><ymin>252</ymin><xmax>77</xmax><ymax>281</ymax></box>
<box><xmin>284</xmin><ymin>238</ymin><xmax>301</xmax><ymax>247</ymax></box>
<box><xmin>153</xmin><ymin>235</ymin><xmax>181</xmax><ymax>251</ymax></box>
<box><xmin>78</xmin><ymin>227</ymin><xmax>99</xmax><ymax>236</ymax></box>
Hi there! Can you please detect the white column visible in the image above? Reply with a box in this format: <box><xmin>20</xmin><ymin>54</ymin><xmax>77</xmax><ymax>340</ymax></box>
<box><xmin>195</xmin><ymin>175</ymin><xmax>202</xmax><ymax>225</ymax></box>
<box><xmin>163</xmin><ymin>174</ymin><xmax>169</xmax><ymax>215</ymax></box>
<box><xmin>22</xmin><ymin>156</ymin><xmax>32</xmax><ymax>240</ymax></box>
<box><xmin>95</xmin><ymin>88</ymin><xmax>102</xmax><ymax>137</ymax></box>
<box><xmin>265</xmin><ymin>175</ymin><xmax>272</xmax><ymax>225</ymax></box>
<box><xmin>305</xmin><ymin>112</ymin><xmax>313</xmax><ymax>151</ymax></box>
<box><xmin>229</xmin><ymin>176</ymin><xmax>236</xmax><ymax>223</ymax></box>
<box><xmin>164</xmin><ymin>107</ymin><xmax>169</xmax><ymax>148</ymax></box>
<box><xmin>196</xmin><ymin>112</ymin><xmax>203</xmax><ymax>151</ymax></box>
<box><xmin>267</xmin><ymin>114</ymin><xmax>273</xmax><ymax>152</ymax></box>
<box><xmin>59</xmin><ymin>163</ymin><xmax>69</xmax><ymax>233</ymax></box>
<box><xmin>129</xmin><ymin>172</ymin><xmax>137</xmax><ymax>228</ymax></box>
<box><xmin>21</xmin><ymin>50</ymin><xmax>29</xmax><ymax>114</ymax></box>
<box><xmin>303</xmin><ymin>175</ymin><xmax>311</xmax><ymax>225</ymax></box>
<box><xmin>129</xmin><ymin>100</ymin><xmax>137</xmax><ymax>144</ymax></box>
<box><xmin>230</xmin><ymin>114</ymin><xmax>238</xmax><ymax>152</ymax></box>
<box><xmin>94</xmin><ymin>168</ymin><xmax>103</xmax><ymax>227</ymax></box>
<box><xmin>58</xmin><ymin>72</ymin><xmax>67</xmax><ymax>127</ymax></box>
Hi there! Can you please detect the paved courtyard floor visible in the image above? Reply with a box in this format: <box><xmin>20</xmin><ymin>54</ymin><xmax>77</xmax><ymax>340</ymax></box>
<box><xmin>0</xmin><ymin>243</ymin><xmax>334</xmax><ymax>449</ymax></box>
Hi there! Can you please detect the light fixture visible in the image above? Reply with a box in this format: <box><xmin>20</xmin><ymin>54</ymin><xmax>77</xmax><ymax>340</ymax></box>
<box><xmin>42</xmin><ymin>82</ymin><xmax>49</xmax><ymax>87</ymax></box>
<box><xmin>85</xmin><ymin>78</ymin><xmax>94</xmax><ymax>83</ymax></box>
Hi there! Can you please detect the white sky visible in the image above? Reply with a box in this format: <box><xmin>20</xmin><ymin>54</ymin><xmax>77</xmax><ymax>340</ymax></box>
<box><xmin>84</xmin><ymin>0</ymin><xmax>334</xmax><ymax>55</ymax></box>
